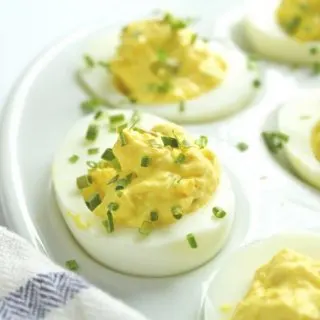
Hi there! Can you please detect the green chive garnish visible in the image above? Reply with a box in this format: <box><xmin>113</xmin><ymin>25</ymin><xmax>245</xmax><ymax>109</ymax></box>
<box><xmin>130</xmin><ymin>110</ymin><xmax>141</xmax><ymax>128</ymax></box>
<box><xmin>101</xmin><ymin>148</ymin><xmax>115</xmax><ymax>161</ymax></box>
<box><xmin>94</xmin><ymin>110</ymin><xmax>104</xmax><ymax>120</ymax></box>
<box><xmin>109</xmin><ymin>114</ymin><xmax>125</xmax><ymax>124</ymax></box>
<box><xmin>195</xmin><ymin>136</ymin><xmax>208</xmax><ymax>149</ymax></box>
<box><xmin>108</xmin><ymin>202</ymin><xmax>119</xmax><ymax>212</ymax></box>
<box><xmin>76</xmin><ymin>175</ymin><xmax>92</xmax><ymax>189</ymax></box>
<box><xmin>115</xmin><ymin>178</ymin><xmax>128</xmax><ymax>191</ymax></box>
<box><xmin>253</xmin><ymin>79</ymin><xmax>261</xmax><ymax>88</ymax></box>
<box><xmin>161</xmin><ymin>136</ymin><xmax>179</xmax><ymax>148</ymax></box>
<box><xmin>86</xmin><ymin>161</ymin><xmax>98</xmax><ymax>168</ymax></box>
<box><xmin>119</xmin><ymin>131</ymin><xmax>127</xmax><ymax>146</ymax></box>
<box><xmin>141</xmin><ymin>156</ymin><xmax>151</xmax><ymax>167</ymax></box>
<box><xmin>163</xmin><ymin>12</ymin><xmax>193</xmax><ymax>31</ymax></box>
<box><xmin>85</xmin><ymin>193</ymin><xmax>101</xmax><ymax>211</ymax></box>
<box><xmin>236</xmin><ymin>142</ymin><xmax>248</xmax><ymax>152</ymax></box>
<box><xmin>150</xmin><ymin>211</ymin><xmax>159</xmax><ymax>221</ymax></box>
<box><xmin>83</xmin><ymin>54</ymin><xmax>95</xmax><ymax>68</ymax></box>
<box><xmin>186</xmin><ymin>233</ymin><xmax>197</xmax><ymax>249</ymax></box>
<box><xmin>65</xmin><ymin>259</ymin><xmax>79</xmax><ymax>271</ymax></box>
<box><xmin>85</xmin><ymin>124</ymin><xmax>99</xmax><ymax>141</ymax></box>
<box><xmin>139</xmin><ymin>221</ymin><xmax>153</xmax><ymax>236</ymax></box>
<box><xmin>313</xmin><ymin>62</ymin><xmax>320</xmax><ymax>75</ymax></box>
<box><xmin>81</xmin><ymin>98</ymin><xmax>100</xmax><ymax>113</ymax></box>
<box><xmin>212</xmin><ymin>207</ymin><xmax>227</xmax><ymax>219</ymax></box>
<box><xmin>262</xmin><ymin>131</ymin><xmax>289</xmax><ymax>153</ymax></box>
<box><xmin>310</xmin><ymin>47</ymin><xmax>318</xmax><ymax>55</ymax></box>
<box><xmin>179</xmin><ymin>101</ymin><xmax>185</xmax><ymax>112</ymax></box>
<box><xmin>88</xmin><ymin>148</ymin><xmax>99</xmax><ymax>155</ymax></box>
<box><xmin>157</xmin><ymin>49</ymin><xmax>167</xmax><ymax>63</ymax></box>
<box><xmin>107</xmin><ymin>174</ymin><xmax>119</xmax><ymax>185</ymax></box>
<box><xmin>102</xmin><ymin>211</ymin><xmax>114</xmax><ymax>233</ymax></box>
<box><xmin>148</xmin><ymin>81</ymin><xmax>172</xmax><ymax>94</ymax></box>
<box><xmin>190</xmin><ymin>33</ymin><xmax>197</xmax><ymax>45</ymax></box>
<box><xmin>171</xmin><ymin>205</ymin><xmax>183</xmax><ymax>219</ymax></box>
<box><xmin>98</xmin><ymin>61</ymin><xmax>110</xmax><ymax>70</ymax></box>
<box><xmin>175</xmin><ymin>153</ymin><xmax>186</xmax><ymax>164</ymax></box>
<box><xmin>68</xmin><ymin>154</ymin><xmax>79</xmax><ymax>164</ymax></box>
<box><xmin>285</xmin><ymin>16</ymin><xmax>302</xmax><ymax>34</ymax></box>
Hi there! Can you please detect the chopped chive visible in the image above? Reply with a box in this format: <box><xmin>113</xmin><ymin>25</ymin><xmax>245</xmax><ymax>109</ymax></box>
<box><xmin>262</xmin><ymin>131</ymin><xmax>289</xmax><ymax>153</ymax></box>
<box><xmin>107</xmin><ymin>174</ymin><xmax>119</xmax><ymax>185</ymax></box>
<box><xmin>171</xmin><ymin>205</ymin><xmax>183</xmax><ymax>219</ymax></box>
<box><xmin>186</xmin><ymin>233</ymin><xmax>197</xmax><ymax>249</ymax></box>
<box><xmin>115</xmin><ymin>178</ymin><xmax>128</xmax><ymax>191</ymax></box>
<box><xmin>68</xmin><ymin>154</ymin><xmax>79</xmax><ymax>164</ymax></box>
<box><xmin>195</xmin><ymin>136</ymin><xmax>208</xmax><ymax>149</ymax></box>
<box><xmin>236</xmin><ymin>142</ymin><xmax>248</xmax><ymax>152</ymax></box>
<box><xmin>65</xmin><ymin>259</ymin><xmax>79</xmax><ymax>271</ymax></box>
<box><xmin>285</xmin><ymin>16</ymin><xmax>302</xmax><ymax>34</ymax></box>
<box><xmin>81</xmin><ymin>98</ymin><xmax>100</xmax><ymax>113</ymax></box>
<box><xmin>126</xmin><ymin>172</ymin><xmax>137</xmax><ymax>184</ymax></box>
<box><xmin>175</xmin><ymin>153</ymin><xmax>186</xmax><ymax>164</ymax></box>
<box><xmin>85</xmin><ymin>124</ymin><xmax>99</xmax><ymax>141</ymax></box>
<box><xmin>150</xmin><ymin>211</ymin><xmax>159</xmax><ymax>221</ymax></box>
<box><xmin>83</xmin><ymin>54</ymin><xmax>95</xmax><ymax>68</ymax></box>
<box><xmin>94</xmin><ymin>110</ymin><xmax>104</xmax><ymax>120</ymax></box>
<box><xmin>139</xmin><ymin>221</ymin><xmax>153</xmax><ymax>236</ymax></box>
<box><xmin>117</xmin><ymin>123</ymin><xmax>128</xmax><ymax>132</ymax></box>
<box><xmin>190</xmin><ymin>33</ymin><xmax>197</xmax><ymax>45</ymax></box>
<box><xmin>129</xmin><ymin>97</ymin><xmax>137</xmax><ymax>104</ymax></box>
<box><xmin>88</xmin><ymin>148</ymin><xmax>99</xmax><ymax>155</ymax></box>
<box><xmin>129</xmin><ymin>110</ymin><xmax>141</xmax><ymax>128</ymax></box>
<box><xmin>85</xmin><ymin>193</ymin><xmax>101</xmax><ymax>211</ymax></box>
<box><xmin>157</xmin><ymin>48</ymin><xmax>167</xmax><ymax>63</ymax></box>
<box><xmin>102</xmin><ymin>211</ymin><xmax>114</xmax><ymax>233</ymax></box>
<box><xmin>98</xmin><ymin>61</ymin><xmax>111</xmax><ymax>70</ymax></box>
<box><xmin>148</xmin><ymin>81</ymin><xmax>172</xmax><ymax>94</ymax></box>
<box><xmin>109</xmin><ymin>113</ymin><xmax>125</xmax><ymax>124</ymax></box>
<box><xmin>119</xmin><ymin>131</ymin><xmax>127</xmax><ymax>146</ymax></box>
<box><xmin>179</xmin><ymin>100</ymin><xmax>185</xmax><ymax>113</ymax></box>
<box><xmin>252</xmin><ymin>79</ymin><xmax>261</xmax><ymax>88</ymax></box>
<box><xmin>313</xmin><ymin>62</ymin><xmax>320</xmax><ymax>75</ymax></box>
<box><xmin>310</xmin><ymin>47</ymin><xmax>318</xmax><ymax>55</ymax></box>
<box><xmin>212</xmin><ymin>207</ymin><xmax>227</xmax><ymax>219</ymax></box>
<box><xmin>108</xmin><ymin>202</ymin><xmax>119</xmax><ymax>212</ymax></box>
<box><xmin>111</xmin><ymin>158</ymin><xmax>122</xmax><ymax>171</ymax></box>
<box><xmin>161</xmin><ymin>136</ymin><xmax>179</xmax><ymax>148</ymax></box>
<box><xmin>163</xmin><ymin>12</ymin><xmax>193</xmax><ymax>30</ymax></box>
<box><xmin>141</xmin><ymin>156</ymin><xmax>152</xmax><ymax>167</ymax></box>
<box><xmin>101</xmin><ymin>148</ymin><xmax>115</xmax><ymax>161</ymax></box>
<box><xmin>86</xmin><ymin>161</ymin><xmax>98</xmax><ymax>168</ymax></box>
<box><xmin>76</xmin><ymin>175</ymin><xmax>92</xmax><ymax>189</ymax></box>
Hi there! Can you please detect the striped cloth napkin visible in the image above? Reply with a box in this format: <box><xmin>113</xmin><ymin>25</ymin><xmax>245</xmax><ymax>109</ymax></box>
<box><xmin>0</xmin><ymin>226</ymin><xmax>147</xmax><ymax>320</ymax></box>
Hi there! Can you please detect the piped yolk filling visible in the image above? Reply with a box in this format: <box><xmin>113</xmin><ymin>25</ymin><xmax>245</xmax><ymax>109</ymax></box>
<box><xmin>109</xmin><ymin>14</ymin><xmax>227</xmax><ymax>104</ymax></box>
<box><xmin>277</xmin><ymin>0</ymin><xmax>320</xmax><ymax>41</ymax></box>
<box><xmin>311</xmin><ymin>120</ymin><xmax>320</xmax><ymax>161</ymax></box>
<box><xmin>80</xmin><ymin>123</ymin><xmax>220</xmax><ymax>229</ymax></box>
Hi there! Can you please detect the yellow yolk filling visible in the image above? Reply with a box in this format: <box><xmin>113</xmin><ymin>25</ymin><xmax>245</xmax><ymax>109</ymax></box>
<box><xmin>311</xmin><ymin>120</ymin><xmax>320</xmax><ymax>161</ymax></box>
<box><xmin>232</xmin><ymin>249</ymin><xmax>320</xmax><ymax>320</ymax></box>
<box><xmin>109</xmin><ymin>14</ymin><xmax>227</xmax><ymax>104</ymax></box>
<box><xmin>81</xmin><ymin>123</ymin><xmax>219</xmax><ymax>228</ymax></box>
<box><xmin>277</xmin><ymin>0</ymin><xmax>320</xmax><ymax>41</ymax></box>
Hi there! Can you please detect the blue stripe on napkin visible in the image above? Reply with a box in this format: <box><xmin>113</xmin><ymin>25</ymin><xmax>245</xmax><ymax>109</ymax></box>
<box><xmin>0</xmin><ymin>272</ymin><xmax>88</xmax><ymax>319</ymax></box>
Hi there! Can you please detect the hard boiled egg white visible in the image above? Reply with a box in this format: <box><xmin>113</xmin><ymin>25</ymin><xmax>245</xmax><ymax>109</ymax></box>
<box><xmin>52</xmin><ymin>110</ymin><xmax>235</xmax><ymax>276</ymax></box>
<box><xmin>245</xmin><ymin>0</ymin><xmax>320</xmax><ymax>64</ymax></box>
<box><xmin>78</xmin><ymin>33</ymin><xmax>258</xmax><ymax>123</ymax></box>
<box><xmin>204</xmin><ymin>232</ymin><xmax>320</xmax><ymax>320</ymax></box>
<box><xmin>278</xmin><ymin>89</ymin><xmax>320</xmax><ymax>190</ymax></box>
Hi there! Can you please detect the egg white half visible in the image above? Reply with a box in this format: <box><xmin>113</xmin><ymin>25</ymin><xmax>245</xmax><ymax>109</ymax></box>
<box><xmin>52</xmin><ymin>110</ymin><xmax>235</xmax><ymax>276</ymax></box>
<box><xmin>204</xmin><ymin>232</ymin><xmax>320</xmax><ymax>320</ymax></box>
<box><xmin>77</xmin><ymin>31</ymin><xmax>258</xmax><ymax>123</ymax></box>
<box><xmin>278</xmin><ymin>89</ymin><xmax>320</xmax><ymax>190</ymax></box>
<box><xmin>245</xmin><ymin>0</ymin><xmax>320</xmax><ymax>64</ymax></box>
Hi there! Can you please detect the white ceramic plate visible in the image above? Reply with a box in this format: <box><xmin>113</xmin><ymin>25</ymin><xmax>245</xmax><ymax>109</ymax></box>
<box><xmin>203</xmin><ymin>232</ymin><xmax>320</xmax><ymax>320</ymax></box>
<box><xmin>0</xmin><ymin>13</ymin><xmax>253</xmax><ymax>320</ymax></box>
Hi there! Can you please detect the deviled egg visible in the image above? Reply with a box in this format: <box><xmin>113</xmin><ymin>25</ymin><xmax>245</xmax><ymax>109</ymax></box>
<box><xmin>52</xmin><ymin>110</ymin><xmax>235</xmax><ymax>276</ymax></box>
<box><xmin>204</xmin><ymin>232</ymin><xmax>320</xmax><ymax>320</ymax></box>
<box><xmin>277</xmin><ymin>89</ymin><xmax>320</xmax><ymax>189</ymax></box>
<box><xmin>78</xmin><ymin>13</ymin><xmax>259</xmax><ymax>123</ymax></box>
<box><xmin>245</xmin><ymin>0</ymin><xmax>320</xmax><ymax>64</ymax></box>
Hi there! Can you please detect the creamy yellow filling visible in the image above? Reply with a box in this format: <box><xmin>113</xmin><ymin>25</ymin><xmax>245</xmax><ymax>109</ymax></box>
<box><xmin>81</xmin><ymin>123</ymin><xmax>219</xmax><ymax>228</ymax></box>
<box><xmin>232</xmin><ymin>249</ymin><xmax>320</xmax><ymax>320</ymax></box>
<box><xmin>311</xmin><ymin>120</ymin><xmax>320</xmax><ymax>161</ymax></box>
<box><xmin>109</xmin><ymin>14</ymin><xmax>227</xmax><ymax>104</ymax></box>
<box><xmin>277</xmin><ymin>0</ymin><xmax>320</xmax><ymax>41</ymax></box>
